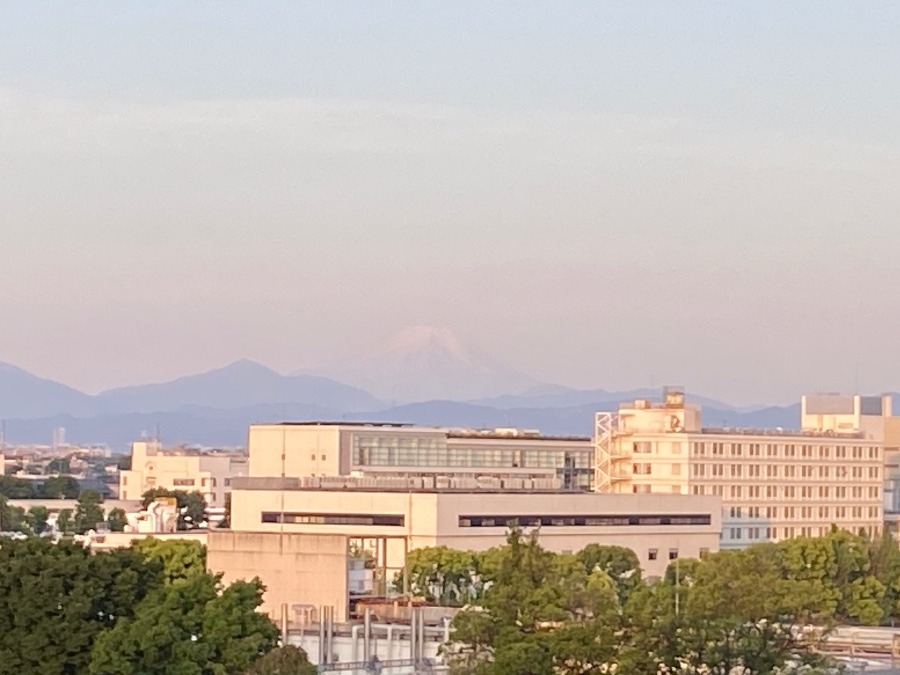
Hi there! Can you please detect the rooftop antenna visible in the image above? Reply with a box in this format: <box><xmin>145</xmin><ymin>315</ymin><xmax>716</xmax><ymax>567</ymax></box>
<box><xmin>0</xmin><ymin>419</ymin><xmax>6</xmax><ymax>451</ymax></box>
<box><xmin>854</xmin><ymin>359</ymin><xmax>859</xmax><ymax>395</ymax></box>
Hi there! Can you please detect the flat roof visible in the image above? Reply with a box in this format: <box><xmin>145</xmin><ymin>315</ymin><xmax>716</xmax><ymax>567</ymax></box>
<box><xmin>447</xmin><ymin>431</ymin><xmax>590</xmax><ymax>442</ymax></box>
<box><xmin>266</xmin><ymin>421</ymin><xmax>412</xmax><ymax>428</ymax></box>
<box><xmin>255</xmin><ymin>422</ymin><xmax>587</xmax><ymax>442</ymax></box>
<box><xmin>699</xmin><ymin>428</ymin><xmax>866</xmax><ymax>439</ymax></box>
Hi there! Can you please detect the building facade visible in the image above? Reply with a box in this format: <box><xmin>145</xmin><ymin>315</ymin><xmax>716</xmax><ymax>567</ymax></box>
<box><xmin>248</xmin><ymin>423</ymin><xmax>594</xmax><ymax>490</ymax></box>
<box><xmin>119</xmin><ymin>441</ymin><xmax>248</xmax><ymax>508</ymax></box>
<box><xmin>227</xmin><ymin>475</ymin><xmax>721</xmax><ymax>580</ymax></box>
<box><xmin>596</xmin><ymin>388</ymin><xmax>886</xmax><ymax>548</ymax></box>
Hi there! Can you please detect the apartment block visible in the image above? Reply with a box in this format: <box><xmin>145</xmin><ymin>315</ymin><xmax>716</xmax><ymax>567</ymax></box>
<box><xmin>119</xmin><ymin>441</ymin><xmax>248</xmax><ymax>508</ymax></box>
<box><xmin>596</xmin><ymin>388</ymin><xmax>886</xmax><ymax>548</ymax></box>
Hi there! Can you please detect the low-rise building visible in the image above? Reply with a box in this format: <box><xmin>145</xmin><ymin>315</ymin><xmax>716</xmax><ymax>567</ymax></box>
<box><xmin>596</xmin><ymin>387</ymin><xmax>886</xmax><ymax>548</ymax></box>
<box><xmin>212</xmin><ymin>473</ymin><xmax>721</xmax><ymax>622</ymax></box>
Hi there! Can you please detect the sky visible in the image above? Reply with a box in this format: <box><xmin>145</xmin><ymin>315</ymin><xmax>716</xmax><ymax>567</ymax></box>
<box><xmin>1</xmin><ymin>2</ymin><xmax>900</xmax><ymax>405</ymax></box>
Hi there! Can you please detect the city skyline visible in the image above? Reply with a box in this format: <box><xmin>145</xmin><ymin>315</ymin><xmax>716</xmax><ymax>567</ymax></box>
<box><xmin>3</xmin><ymin>3</ymin><xmax>900</xmax><ymax>403</ymax></box>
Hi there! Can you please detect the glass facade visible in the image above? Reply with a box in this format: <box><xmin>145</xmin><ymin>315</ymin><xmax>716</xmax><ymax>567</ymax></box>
<box><xmin>350</xmin><ymin>433</ymin><xmax>593</xmax><ymax>489</ymax></box>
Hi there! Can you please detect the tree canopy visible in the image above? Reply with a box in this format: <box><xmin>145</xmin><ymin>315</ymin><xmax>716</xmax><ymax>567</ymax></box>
<box><xmin>0</xmin><ymin>536</ymin><xmax>292</xmax><ymax>675</ymax></box>
<box><xmin>0</xmin><ymin>538</ymin><xmax>161</xmax><ymax>675</ymax></box>
<box><xmin>74</xmin><ymin>488</ymin><xmax>106</xmax><ymax>534</ymax></box>
<box><xmin>133</xmin><ymin>537</ymin><xmax>207</xmax><ymax>585</ymax></box>
<box><xmin>141</xmin><ymin>488</ymin><xmax>208</xmax><ymax>530</ymax></box>
<box><xmin>242</xmin><ymin>645</ymin><xmax>317</xmax><ymax>675</ymax></box>
<box><xmin>435</xmin><ymin>529</ymin><xmax>885</xmax><ymax>675</ymax></box>
<box><xmin>89</xmin><ymin>574</ymin><xmax>278</xmax><ymax>675</ymax></box>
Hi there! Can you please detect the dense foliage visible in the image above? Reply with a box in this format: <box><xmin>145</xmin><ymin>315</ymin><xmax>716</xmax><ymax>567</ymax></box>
<box><xmin>423</xmin><ymin>528</ymin><xmax>900</xmax><ymax>675</ymax></box>
<box><xmin>141</xmin><ymin>487</ymin><xmax>209</xmax><ymax>530</ymax></box>
<box><xmin>242</xmin><ymin>645</ymin><xmax>317</xmax><ymax>674</ymax></box>
<box><xmin>0</xmin><ymin>537</ymin><xmax>294</xmax><ymax>675</ymax></box>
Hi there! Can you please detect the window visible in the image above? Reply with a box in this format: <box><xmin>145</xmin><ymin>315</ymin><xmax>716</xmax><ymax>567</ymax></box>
<box><xmin>263</xmin><ymin>512</ymin><xmax>406</xmax><ymax>526</ymax></box>
<box><xmin>173</xmin><ymin>478</ymin><xmax>195</xmax><ymax>486</ymax></box>
<box><xmin>633</xmin><ymin>463</ymin><xmax>652</xmax><ymax>475</ymax></box>
<box><xmin>458</xmin><ymin>513</ymin><xmax>713</xmax><ymax>528</ymax></box>
<box><xmin>671</xmin><ymin>463</ymin><xmax>681</xmax><ymax>476</ymax></box>
<box><xmin>668</xmin><ymin>549</ymin><xmax>679</xmax><ymax>560</ymax></box>
<box><xmin>648</xmin><ymin>549</ymin><xmax>658</xmax><ymax>561</ymax></box>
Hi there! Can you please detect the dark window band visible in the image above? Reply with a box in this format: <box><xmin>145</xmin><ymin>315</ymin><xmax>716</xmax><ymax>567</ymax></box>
<box><xmin>458</xmin><ymin>514</ymin><xmax>711</xmax><ymax>528</ymax></box>
<box><xmin>261</xmin><ymin>512</ymin><xmax>405</xmax><ymax>526</ymax></box>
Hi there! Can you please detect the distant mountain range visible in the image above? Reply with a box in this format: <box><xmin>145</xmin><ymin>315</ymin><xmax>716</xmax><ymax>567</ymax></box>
<box><xmin>0</xmin><ymin>326</ymin><xmax>891</xmax><ymax>450</ymax></box>
<box><xmin>302</xmin><ymin>325</ymin><xmax>542</xmax><ymax>402</ymax></box>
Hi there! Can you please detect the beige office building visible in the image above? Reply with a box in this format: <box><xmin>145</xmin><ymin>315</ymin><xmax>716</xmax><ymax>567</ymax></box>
<box><xmin>215</xmin><ymin>474</ymin><xmax>721</xmax><ymax>621</ymax></box>
<box><xmin>119</xmin><ymin>441</ymin><xmax>248</xmax><ymax>508</ymax></box>
<box><xmin>596</xmin><ymin>388</ymin><xmax>886</xmax><ymax>548</ymax></box>
<box><xmin>248</xmin><ymin>423</ymin><xmax>594</xmax><ymax>489</ymax></box>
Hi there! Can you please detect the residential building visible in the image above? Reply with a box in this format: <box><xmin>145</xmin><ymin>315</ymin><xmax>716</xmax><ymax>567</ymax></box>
<box><xmin>248</xmin><ymin>423</ymin><xmax>594</xmax><ymax>489</ymax></box>
<box><xmin>595</xmin><ymin>387</ymin><xmax>885</xmax><ymax>548</ymax></box>
<box><xmin>118</xmin><ymin>441</ymin><xmax>247</xmax><ymax>508</ymax></box>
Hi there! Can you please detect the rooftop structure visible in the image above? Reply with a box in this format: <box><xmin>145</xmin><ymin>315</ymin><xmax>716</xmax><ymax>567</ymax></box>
<box><xmin>248</xmin><ymin>422</ymin><xmax>594</xmax><ymax>490</ymax></box>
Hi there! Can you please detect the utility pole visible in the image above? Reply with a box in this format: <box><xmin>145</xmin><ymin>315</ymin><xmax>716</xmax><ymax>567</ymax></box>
<box><xmin>674</xmin><ymin>557</ymin><xmax>680</xmax><ymax>616</ymax></box>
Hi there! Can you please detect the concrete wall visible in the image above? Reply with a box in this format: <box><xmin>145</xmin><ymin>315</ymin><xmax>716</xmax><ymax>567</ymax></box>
<box><xmin>207</xmin><ymin>531</ymin><xmax>351</xmax><ymax>623</ymax></box>
<box><xmin>248</xmin><ymin>425</ymin><xmax>343</xmax><ymax>478</ymax></box>
<box><xmin>228</xmin><ymin>487</ymin><xmax>721</xmax><ymax>578</ymax></box>
<box><xmin>87</xmin><ymin>530</ymin><xmax>207</xmax><ymax>551</ymax></box>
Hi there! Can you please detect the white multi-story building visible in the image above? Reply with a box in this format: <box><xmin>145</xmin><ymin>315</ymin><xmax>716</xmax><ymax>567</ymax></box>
<box><xmin>595</xmin><ymin>388</ymin><xmax>886</xmax><ymax>548</ymax></box>
<box><xmin>119</xmin><ymin>441</ymin><xmax>248</xmax><ymax>508</ymax></box>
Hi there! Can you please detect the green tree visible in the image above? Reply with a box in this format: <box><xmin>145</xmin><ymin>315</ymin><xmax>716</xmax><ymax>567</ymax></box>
<box><xmin>243</xmin><ymin>645</ymin><xmax>316</xmax><ymax>674</ymax></box>
<box><xmin>141</xmin><ymin>488</ymin><xmax>208</xmax><ymax>530</ymax></box>
<box><xmin>106</xmin><ymin>507</ymin><xmax>127</xmax><ymax>532</ymax></box>
<box><xmin>399</xmin><ymin>546</ymin><xmax>483</xmax><ymax>605</ymax></box>
<box><xmin>41</xmin><ymin>475</ymin><xmax>81</xmax><ymax>499</ymax></box>
<box><xmin>47</xmin><ymin>457</ymin><xmax>71</xmax><ymax>474</ymax></box>
<box><xmin>0</xmin><ymin>476</ymin><xmax>36</xmax><ymax>499</ymax></box>
<box><xmin>57</xmin><ymin>508</ymin><xmax>75</xmax><ymax>534</ymax></box>
<box><xmin>0</xmin><ymin>496</ymin><xmax>29</xmax><ymax>534</ymax></box>
<box><xmin>446</xmin><ymin>530</ymin><xmax>622</xmax><ymax>675</ymax></box>
<box><xmin>0</xmin><ymin>537</ymin><xmax>162</xmax><ymax>675</ymax></box>
<box><xmin>132</xmin><ymin>538</ymin><xmax>207</xmax><ymax>585</ymax></box>
<box><xmin>74</xmin><ymin>489</ymin><xmax>106</xmax><ymax>534</ymax></box>
<box><xmin>25</xmin><ymin>505</ymin><xmax>50</xmax><ymax>535</ymax></box>
<box><xmin>89</xmin><ymin>574</ymin><xmax>278</xmax><ymax>675</ymax></box>
<box><xmin>575</xmin><ymin>544</ymin><xmax>642</xmax><ymax>604</ymax></box>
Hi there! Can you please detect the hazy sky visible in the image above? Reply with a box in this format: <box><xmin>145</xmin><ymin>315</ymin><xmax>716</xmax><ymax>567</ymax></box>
<box><xmin>2</xmin><ymin>2</ymin><xmax>900</xmax><ymax>404</ymax></box>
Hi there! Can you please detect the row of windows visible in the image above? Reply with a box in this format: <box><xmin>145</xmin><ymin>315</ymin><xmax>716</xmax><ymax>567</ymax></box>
<box><xmin>690</xmin><ymin>484</ymin><xmax>881</xmax><ymax>500</ymax></box>
<box><xmin>352</xmin><ymin>440</ymin><xmax>591</xmax><ymax>469</ymax></box>
<box><xmin>261</xmin><ymin>512</ymin><xmax>406</xmax><ymax>526</ymax></box>
<box><xmin>458</xmin><ymin>514</ymin><xmax>712</xmax><ymax>528</ymax></box>
<box><xmin>693</xmin><ymin>442</ymin><xmax>879</xmax><ymax>460</ymax></box>
<box><xmin>727</xmin><ymin>525</ymin><xmax>881</xmax><ymax>540</ymax></box>
<box><xmin>728</xmin><ymin>505</ymin><xmax>881</xmax><ymax>520</ymax></box>
<box><xmin>691</xmin><ymin>464</ymin><xmax>880</xmax><ymax>480</ymax></box>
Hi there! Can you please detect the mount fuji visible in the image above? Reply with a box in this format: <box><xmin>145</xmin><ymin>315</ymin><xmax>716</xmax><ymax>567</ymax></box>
<box><xmin>307</xmin><ymin>325</ymin><xmax>545</xmax><ymax>402</ymax></box>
